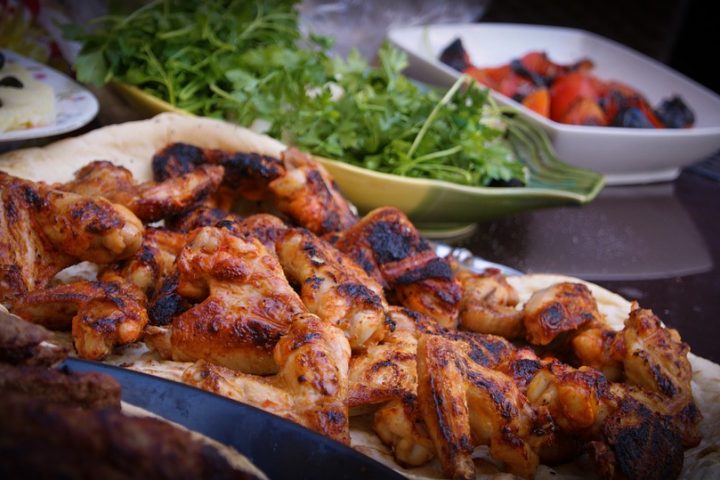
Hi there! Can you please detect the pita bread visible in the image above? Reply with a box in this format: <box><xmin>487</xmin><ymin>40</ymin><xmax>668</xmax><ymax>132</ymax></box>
<box><xmin>1</xmin><ymin>113</ymin><xmax>717</xmax><ymax>479</ymax></box>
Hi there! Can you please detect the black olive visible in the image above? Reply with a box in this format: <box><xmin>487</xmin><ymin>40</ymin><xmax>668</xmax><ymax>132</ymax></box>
<box><xmin>655</xmin><ymin>96</ymin><xmax>695</xmax><ymax>128</ymax></box>
<box><xmin>0</xmin><ymin>98</ymin><xmax>3</xmax><ymax>108</ymax></box>
<box><xmin>0</xmin><ymin>51</ymin><xmax>5</xmax><ymax>70</ymax></box>
<box><xmin>439</xmin><ymin>38</ymin><xmax>471</xmax><ymax>72</ymax></box>
<box><xmin>0</xmin><ymin>76</ymin><xmax>23</xmax><ymax>88</ymax></box>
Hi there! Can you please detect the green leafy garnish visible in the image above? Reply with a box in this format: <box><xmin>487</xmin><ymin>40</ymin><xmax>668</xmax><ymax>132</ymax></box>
<box><xmin>66</xmin><ymin>0</ymin><xmax>527</xmax><ymax>186</ymax></box>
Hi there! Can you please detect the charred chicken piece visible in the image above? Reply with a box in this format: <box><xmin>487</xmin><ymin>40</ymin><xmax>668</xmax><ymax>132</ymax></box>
<box><xmin>218</xmin><ymin>213</ymin><xmax>287</xmax><ymax>253</ymax></box>
<box><xmin>182</xmin><ymin>359</ymin><xmax>299</xmax><ymax>423</ymax></box>
<box><xmin>417</xmin><ymin>334</ymin><xmax>541</xmax><ymax>479</ymax></box>
<box><xmin>276</xmin><ymin>228</ymin><xmax>388</xmax><ymax>351</ymax></box>
<box><xmin>614</xmin><ymin>305</ymin><xmax>701</xmax><ymax>446</ymax></box>
<box><xmin>166</xmin><ymin>205</ymin><xmax>243</xmax><ymax>232</ymax></box>
<box><xmin>11</xmin><ymin>280</ymin><xmax>148</xmax><ymax>360</ymax></box>
<box><xmin>564</xmin><ymin>301</ymin><xmax>701</xmax><ymax>447</ymax></box>
<box><xmin>350</xmin><ymin>306</ymin><xmax>435</xmax><ymax>467</ymax></box>
<box><xmin>454</xmin><ymin>266</ymin><xmax>522</xmax><ymax>338</ymax></box>
<box><xmin>184</xmin><ymin>312</ymin><xmax>351</xmax><ymax>444</ymax></box>
<box><xmin>0</xmin><ymin>172</ymin><xmax>143</xmax><ymax>302</ymax></box>
<box><xmin>274</xmin><ymin>312</ymin><xmax>352</xmax><ymax>444</ymax></box>
<box><xmin>145</xmin><ymin>227</ymin><xmax>306</xmax><ymax>375</ymax></box>
<box><xmin>348</xmin><ymin>307</ymin><xmax>418</xmax><ymax>408</ymax></box>
<box><xmin>523</xmin><ymin>282</ymin><xmax>601</xmax><ymax>345</ymax></box>
<box><xmin>99</xmin><ymin>227</ymin><xmax>185</xmax><ymax>297</ymax></box>
<box><xmin>373</xmin><ymin>396</ymin><xmax>436</xmax><ymax>467</ymax></box>
<box><xmin>330</xmin><ymin>207</ymin><xmax>461</xmax><ymax>329</ymax></box>
<box><xmin>268</xmin><ymin>148</ymin><xmax>357</xmax><ymax>235</ymax></box>
<box><xmin>524</xmin><ymin>359</ymin><xmax>689</xmax><ymax>479</ymax></box>
<box><xmin>61</xmin><ymin>160</ymin><xmax>224</xmax><ymax>223</ymax></box>
<box><xmin>152</xmin><ymin>142</ymin><xmax>285</xmax><ymax>202</ymax></box>
<box><xmin>587</xmin><ymin>389</ymin><xmax>684</xmax><ymax>480</ymax></box>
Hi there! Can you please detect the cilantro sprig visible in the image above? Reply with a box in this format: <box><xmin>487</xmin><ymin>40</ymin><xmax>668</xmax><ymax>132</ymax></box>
<box><xmin>66</xmin><ymin>0</ymin><xmax>527</xmax><ymax>186</ymax></box>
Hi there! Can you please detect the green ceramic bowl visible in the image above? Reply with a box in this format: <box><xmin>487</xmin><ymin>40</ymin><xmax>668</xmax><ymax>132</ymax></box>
<box><xmin>111</xmin><ymin>82</ymin><xmax>604</xmax><ymax>233</ymax></box>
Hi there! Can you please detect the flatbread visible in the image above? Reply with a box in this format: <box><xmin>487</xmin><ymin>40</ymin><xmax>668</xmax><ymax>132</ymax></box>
<box><xmin>1</xmin><ymin>113</ymin><xmax>717</xmax><ymax>479</ymax></box>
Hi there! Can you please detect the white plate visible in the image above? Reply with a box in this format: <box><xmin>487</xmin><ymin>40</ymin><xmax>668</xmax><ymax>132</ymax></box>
<box><xmin>0</xmin><ymin>49</ymin><xmax>98</xmax><ymax>143</ymax></box>
<box><xmin>388</xmin><ymin>23</ymin><xmax>720</xmax><ymax>185</ymax></box>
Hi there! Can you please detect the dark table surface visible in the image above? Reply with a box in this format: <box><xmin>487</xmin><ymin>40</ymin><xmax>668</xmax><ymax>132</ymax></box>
<box><xmin>452</xmin><ymin>169</ymin><xmax>719</xmax><ymax>364</ymax></box>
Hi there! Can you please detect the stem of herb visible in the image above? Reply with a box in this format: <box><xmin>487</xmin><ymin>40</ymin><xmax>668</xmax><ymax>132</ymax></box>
<box><xmin>407</xmin><ymin>74</ymin><xmax>467</xmax><ymax>159</ymax></box>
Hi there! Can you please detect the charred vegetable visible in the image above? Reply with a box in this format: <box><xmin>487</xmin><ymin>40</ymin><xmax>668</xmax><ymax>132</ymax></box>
<box><xmin>440</xmin><ymin>38</ymin><xmax>695</xmax><ymax>129</ymax></box>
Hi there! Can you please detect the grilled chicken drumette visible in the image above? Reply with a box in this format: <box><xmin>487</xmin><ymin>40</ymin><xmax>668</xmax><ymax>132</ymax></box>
<box><xmin>60</xmin><ymin>160</ymin><xmax>224</xmax><ymax>223</ymax></box>
<box><xmin>152</xmin><ymin>144</ymin><xmax>357</xmax><ymax>235</ymax></box>
<box><xmin>0</xmin><ymin>172</ymin><xmax>143</xmax><ymax>303</ymax></box>
<box><xmin>11</xmin><ymin>280</ymin><xmax>148</xmax><ymax>360</ymax></box>
<box><xmin>145</xmin><ymin>227</ymin><xmax>306</xmax><ymax>374</ymax></box>
<box><xmin>268</xmin><ymin>148</ymin><xmax>357</xmax><ymax>235</ymax></box>
<box><xmin>276</xmin><ymin>228</ymin><xmax>388</xmax><ymax>351</ymax></box>
<box><xmin>454</xmin><ymin>265</ymin><xmax>523</xmax><ymax>339</ymax></box>
<box><xmin>330</xmin><ymin>207</ymin><xmax>461</xmax><ymax>329</ymax></box>
<box><xmin>183</xmin><ymin>312</ymin><xmax>351</xmax><ymax>444</ymax></box>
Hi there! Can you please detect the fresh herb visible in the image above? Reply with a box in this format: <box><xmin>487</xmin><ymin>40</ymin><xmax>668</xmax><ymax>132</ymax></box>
<box><xmin>66</xmin><ymin>0</ymin><xmax>527</xmax><ymax>186</ymax></box>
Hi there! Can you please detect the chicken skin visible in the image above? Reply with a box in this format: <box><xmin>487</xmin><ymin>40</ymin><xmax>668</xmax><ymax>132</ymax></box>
<box><xmin>0</xmin><ymin>172</ymin><xmax>143</xmax><ymax>302</ymax></box>
<box><xmin>330</xmin><ymin>207</ymin><xmax>461</xmax><ymax>329</ymax></box>
<box><xmin>11</xmin><ymin>280</ymin><xmax>148</xmax><ymax>360</ymax></box>
<box><xmin>145</xmin><ymin>227</ymin><xmax>306</xmax><ymax>375</ymax></box>
<box><xmin>267</xmin><ymin>148</ymin><xmax>357</xmax><ymax>235</ymax></box>
<box><xmin>348</xmin><ymin>317</ymin><xmax>417</xmax><ymax>407</ymax></box>
<box><xmin>523</xmin><ymin>282</ymin><xmax>601</xmax><ymax>345</ymax></box>
<box><xmin>454</xmin><ymin>266</ymin><xmax>523</xmax><ymax>339</ymax></box>
<box><xmin>184</xmin><ymin>313</ymin><xmax>351</xmax><ymax>444</ymax></box>
<box><xmin>152</xmin><ymin>142</ymin><xmax>285</xmax><ymax>201</ymax></box>
<box><xmin>524</xmin><ymin>359</ymin><xmax>688</xmax><ymax>480</ymax></box>
<box><xmin>99</xmin><ymin>227</ymin><xmax>185</xmax><ymax>297</ymax></box>
<box><xmin>417</xmin><ymin>334</ymin><xmax>541</xmax><ymax>479</ymax></box>
<box><xmin>350</xmin><ymin>306</ymin><xmax>435</xmax><ymax>466</ymax></box>
<box><xmin>276</xmin><ymin>228</ymin><xmax>388</xmax><ymax>351</ymax></box>
<box><xmin>61</xmin><ymin>160</ymin><xmax>224</xmax><ymax>223</ymax></box>
<box><xmin>165</xmin><ymin>205</ymin><xmax>243</xmax><ymax>233</ymax></box>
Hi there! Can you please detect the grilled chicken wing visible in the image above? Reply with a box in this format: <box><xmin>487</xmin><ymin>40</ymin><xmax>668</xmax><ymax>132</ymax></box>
<box><xmin>165</xmin><ymin>205</ymin><xmax>243</xmax><ymax>232</ymax></box>
<box><xmin>349</xmin><ymin>307</ymin><xmax>436</xmax><ymax>466</ymax></box>
<box><xmin>330</xmin><ymin>207</ymin><xmax>461</xmax><ymax>329</ymax></box>
<box><xmin>454</xmin><ymin>266</ymin><xmax>523</xmax><ymax>339</ymax></box>
<box><xmin>276</xmin><ymin>228</ymin><xmax>388</xmax><ymax>350</ymax></box>
<box><xmin>11</xmin><ymin>280</ymin><xmax>147</xmax><ymax>360</ymax></box>
<box><xmin>274</xmin><ymin>312</ymin><xmax>352</xmax><ymax>443</ymax></box>
<box><xmin>524</xmin><ymin>358</ymin><xmax>688</xmax><ymax>480</ymax></box>
<box><xmin>182</xmin><ymin>360</ymin><xmax>299</xmax><ymax>422</ymax></box>
<box><xmin>219</xmin><ymin>214</ymin><xmax>287</xmax><ymax>253</ymax></box>
<box><xmin>268</xmin><ymin>148</ymin><xmax>357</xmax><ymax>235</ymax></box>
<box><xmin>0</xmin><ymin>172</ymin><xmax>143</xmax><ymax>302</ymax></box>
<box><xmin>99</xmin><ymin>227</ymin><xmax>185</xmax><ymax>297</ymax></box>
<box><xmin>523</xmin><ymin>282</ymin><xmax>601</xmax><ymax>345</ymax></box>
<box><xmin>153</xmin><ymin>143</ymin><xmax>285</xmax><ymax>201</ymax></box>
<box><xmin>417</xmin><ymin>334</ymin><xmax>541</xmax><ymax>479</ymax></box>
<box><xmin>145</xmin><ymin>227</ymin><xmax>306</xmax><ymax>374</ymax></box>
<box><xmin>183</xmin><ymin>313</ymin><xmax>351</xmax><ymax>443</ymax></box>
<box><xmin>61</xmin><ymin>160</ymin><xmax>224</xmax><ymax>223</ymax></box>
<box><xmin>613</xmin><ymin>305</ymin><xmax>701</xmax><ymax>446</ymax></box>
<box><xmin>373</xmin><ymin>397</ymin><xmax>436</xmax><ymax>467</ymax></box>
<box><xmin>348</xmin><ymin>307</ymin><xmax>418</xmax><ymax>408</ymax></box>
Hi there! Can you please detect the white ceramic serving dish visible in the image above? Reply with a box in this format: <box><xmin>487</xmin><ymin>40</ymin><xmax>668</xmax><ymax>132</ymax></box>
<box><xmin>388</xmin><ymin>23</ymin><xmax>720</xmax><ymax>185</ymax></box>
<box><xmin>0</xmin><ymin>49</ymin><xmax>99</xmax><ymax>143</ymax></box>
